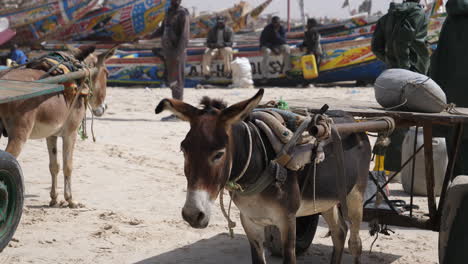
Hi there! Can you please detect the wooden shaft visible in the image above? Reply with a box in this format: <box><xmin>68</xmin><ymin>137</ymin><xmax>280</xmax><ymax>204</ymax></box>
<box><xmin>36</xmin><ymin>68</ymin><xmax>98</xmax><ymax>84</ymax></box>
<box><xmin>310</xmin><ymin>119</ymin><xmax>395</xmax><ymax>138</ymax></box>
<box><xmin>423</xmin><ymin>122</ymin><xmax>437</xmax><ymax>230</ymax></box>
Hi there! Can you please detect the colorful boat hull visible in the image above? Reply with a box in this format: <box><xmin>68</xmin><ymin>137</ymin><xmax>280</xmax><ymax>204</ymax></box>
<box><xmin>60</xmin><ymin>0</ymin><xmax>170</xmax><ymax>42</ymax></box>
<box><xmin>1</xmin><ymin>0</ymin><xmax>98</xmax><ymax>45</ymax></box>
<box><xmin>190</xmin><ymin>0</ymin><xmax>272</xmax><ymax>39</ymax></box>
<box><xmin>105</xmin><ymin>35</ymin><xmax>383</xmax><ymax>87</ymax></box>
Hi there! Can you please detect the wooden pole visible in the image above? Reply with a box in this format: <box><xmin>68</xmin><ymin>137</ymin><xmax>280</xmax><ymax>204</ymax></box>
<box><xmin>287</xmin><ymin>0</ymin><xmax>291</xmax><ymax>32</ymax></box>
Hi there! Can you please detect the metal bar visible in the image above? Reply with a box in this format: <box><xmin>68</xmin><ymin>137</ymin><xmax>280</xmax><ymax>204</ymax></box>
<box><xmin>363</xmin><ymin>208</ymin><xmax>432</xmax><ymax>230</ymax></box>
<box><xmin>309</xmin><ymin>118</ymin><xmax>395</xmax><ymax>138</ymax></box>
<box><xmin>423</xmin><ymin>122</ymin><xmax>437</xmax><ymax>228</ymax></box>
<box><xmin>364</xmin><ymin>144</ymin><xmax>424</xmax><ymax>205</ymax></box>
<box><xmin>36</xmin><ymin>68</ymin><xmax>98</xmax><ymax>84</ymax></box>
<box><xmin>367</xmin><ymin>172</ymin><xmax>399</xmax><ymax>213</ymax></box>
<box><xmin>410</xmin><ymin>127</ymin><xmax>419</xmax><ymax>218</ymax></box>
<box><xmin>436</xmin><ymin>124</ymin><xmax>464</xmax><ymax>228</ymax></box>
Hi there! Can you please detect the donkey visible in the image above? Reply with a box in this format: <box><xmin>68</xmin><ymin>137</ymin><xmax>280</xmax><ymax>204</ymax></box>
<box><xmin>156</xmin><ymin>89</ymin><xmax>371</xmax><ymax>264</ymax></box>
<box><xmin>0</xmin><ymin>46</ymin><xmax>115</xmax><ymax>208</ymax></box>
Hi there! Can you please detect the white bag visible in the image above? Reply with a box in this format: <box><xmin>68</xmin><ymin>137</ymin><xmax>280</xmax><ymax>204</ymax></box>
<box><xmin>230</xmin><ymin>57</ymin><xmax>254</xmax><ymax>89</ymax></box>
<box><xmin>374</xmin><ymin>69</ymin><xmax>447</xmax><ymax>113</ymax></box>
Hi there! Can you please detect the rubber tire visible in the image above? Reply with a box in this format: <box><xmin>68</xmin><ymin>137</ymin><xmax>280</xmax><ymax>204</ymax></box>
<box><xmin>265</xmin><ymin>214</ymin><xmax>319</xmax><ymax>257</ymax></box>
<box><xmin>0</xmin><ymin>151</ymin><xmax>24</xmax><ymax>252</ymax></box>
<box><xmin>439</xmin><ymin>176</ymin><xmax>468</xmax><ymax>264</ymax></box>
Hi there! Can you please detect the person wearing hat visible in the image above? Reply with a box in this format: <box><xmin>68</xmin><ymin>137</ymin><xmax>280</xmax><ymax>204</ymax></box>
<box><xmin>202</xmin><ymin>16</ymin><xmax>234</xmax><ymax>79</ymax></box>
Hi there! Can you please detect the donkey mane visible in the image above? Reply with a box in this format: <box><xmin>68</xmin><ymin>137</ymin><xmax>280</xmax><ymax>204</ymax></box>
<box><xmin>200</xmin><ymin>97</ymin><xmax>227</xmax><ymax>112</ymax></box>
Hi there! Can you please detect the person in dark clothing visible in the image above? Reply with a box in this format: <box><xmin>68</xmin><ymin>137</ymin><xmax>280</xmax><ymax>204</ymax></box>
<box><xmin>371</xmin><ymin>0</ymin><xmax>430</xmax><ymax>172</ymax></box>
<box><xmin>259</xmin><ymin>16</ymin><xmax>291</xmax><ymax>80</ymax></box>
<box><xmin>372</xmin><ymin>0</ymin><xmax>430</xmax><ymax>74</ymax></box>
<box><xmin>300</xmin><ymin>18</ymin><xmax>323</xmax><ymax>67</ymax></box>
<box><xmin>202</xmin><ymin>16</ymin><xmax>234</xmax><ymax>78</ymax></box>
<box><xmin>430</xmin><ymin>0</ymin><xmax>468</xmax><ymax>177</ymax></box>
<box><xmin>150</xmin><ymin>0</ymin><xmax>190</xmax><ymax>121</ymax></box>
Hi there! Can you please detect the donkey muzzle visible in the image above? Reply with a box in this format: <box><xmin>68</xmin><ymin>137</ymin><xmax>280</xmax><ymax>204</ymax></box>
<box><xmin>182</xmin><ymin>190</ymin><xmax>212</xmax><ymax>229</ymax></box>
<box><xmin>92</xmin><ymin>103</ymin><xmax>107</xmax><ymax>117</ymax></box>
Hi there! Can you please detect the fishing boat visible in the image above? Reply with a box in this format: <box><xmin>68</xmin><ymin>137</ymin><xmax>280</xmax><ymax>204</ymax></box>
<box><xmin>0</xmin><ymin>18</ymin><xmax>15</xmax><ymax>46</ymax></box>
<box><xmin>191</xmin><ymin>0</ymin><xmax>273</xmax><ymax>39</ymax></box>
<box><xmin>1</xmin><ymin>0</ymin><xmax>98</xmax><ymax>45</ymax></box>
<box><xmin>57</xmin><ymin>0</ymin><xmax>170</xmax><ymax>42</ymax></box>
<box><xmin>101</xmin><ymin>34</ymin><xmax>381</xmax><ymax>87</ymax></box>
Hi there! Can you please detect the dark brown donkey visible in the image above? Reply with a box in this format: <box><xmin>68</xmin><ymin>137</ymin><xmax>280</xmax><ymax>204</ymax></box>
<box><xmin>0</xmin><ymin>46</ymin><xmax>115</xmax><ymax>208</ymax></box>
<box><xmin>156</xmin><ymin>89</ymin><xmax>371</xmax><ymax>264</ymax></box>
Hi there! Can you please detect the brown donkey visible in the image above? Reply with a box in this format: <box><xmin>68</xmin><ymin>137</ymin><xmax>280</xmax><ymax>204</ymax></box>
<box><xmin>156</xmin><ymin>89</ymin><xmax>371</xmax><ymax>264</ymax></box>
<box><xmin>0</xmin><ymin>47</ymin><xmax>115</xmax><ymax>208</ymax></box>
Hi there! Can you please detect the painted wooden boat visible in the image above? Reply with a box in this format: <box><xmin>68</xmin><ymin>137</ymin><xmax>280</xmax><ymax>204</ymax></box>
<box><xmin>0</xmin><ymin>17</ymin><xmax>15</xmax><ymax>46</ymax></box>
<box><xmin>58</xmin><ymin>0</ymin><xmax>170</xmax><ymax>42</ymax></box>
<box><xmin>190</xmin><ymin>0</ymin><xmax>272</xmax><ymax>39</ymax></box>
<box><xmin>102</xmin><ymin>34</ymin><xmax>383</xmax><ymax>87</ymax></box>
<box><xmin>2</xmin><ymin>0</ymin><xmax>98</xmax><ymax>45</ymax></box>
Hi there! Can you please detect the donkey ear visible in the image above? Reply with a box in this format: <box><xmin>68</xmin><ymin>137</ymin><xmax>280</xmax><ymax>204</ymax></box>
<box><xmin>72</xmin><ymin>46</ymin><xmax>96</xmax><ymax>61</ymax></box>
<box><xmin>97</xmin><ymin>45</ymin><xmax>118</xmax><ymax>66</ymax></box>
<box><xmin>220</xmin><ymin>89</ymin><xmax>264</xmax><ymax>126</ymax></box>
<box><xmin>155</xmin><ymin>99</ymin><xmax>200</xmax><ymax>122</ymax></box>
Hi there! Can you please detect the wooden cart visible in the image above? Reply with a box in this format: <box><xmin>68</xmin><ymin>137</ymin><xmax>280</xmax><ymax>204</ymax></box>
<box><xmin>0</xmin><ymin>80</ymin><xmax>64</xmax><ymax>251</ymax></box>
<box><xmin>267</xmin><ymin>97</ymin><xmax>468</xmax><ymax>262</ymax></box>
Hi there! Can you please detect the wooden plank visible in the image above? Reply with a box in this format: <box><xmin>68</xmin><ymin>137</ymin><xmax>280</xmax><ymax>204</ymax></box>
<box><xmin>423</xmin><ymin>122</ymin><xmax>438</xmax><ymax>229</ymax></box>
<box><xmin>288</xmin><ymin>98</ymin><xmax>468</xmax><ymax>125</ymax></box>
<box><xmin>0</xmin><ymin>80</ymin><xmax>63</xmax><ymax>104</ymax></box>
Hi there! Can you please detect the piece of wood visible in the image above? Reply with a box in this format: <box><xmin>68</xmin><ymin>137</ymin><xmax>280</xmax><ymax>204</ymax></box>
<box><xmin>423</xmin><ymin>122</ymin><xmax>438</xmax><ymax>229</ymax></box>
<box><xmin>288</xmin><ymin>98</ymin><xmax>468</xmax><ymax>125</ymax></box>
<box><xmin>0</xmin><ymin>79</ymin><xmax>63</xmax><ymax>104</ymax></box>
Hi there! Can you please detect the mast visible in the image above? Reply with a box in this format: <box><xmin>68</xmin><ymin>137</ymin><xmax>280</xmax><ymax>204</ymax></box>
<box><xmin>299</xmin><ymin>0</ymin><xmax>306</xmax><ymax>31</ymax></box>
<box><xmin>287</xmin><ymin>0</ymin><xmax>291</xmax><ymax>32</ymax></box>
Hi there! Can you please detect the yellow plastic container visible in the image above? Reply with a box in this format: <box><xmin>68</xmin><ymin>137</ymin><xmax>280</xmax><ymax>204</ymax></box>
<box><xmin>301</xmin><ymin>54</ymin><xmax>319</xmax><ymax>79</ymax></box>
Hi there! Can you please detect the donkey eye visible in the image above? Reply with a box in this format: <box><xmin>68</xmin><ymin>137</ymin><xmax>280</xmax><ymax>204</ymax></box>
<box><xmin>213</xmin><ymin>151</ymin><xmax>225</xmax><ymax>161</ymax></box>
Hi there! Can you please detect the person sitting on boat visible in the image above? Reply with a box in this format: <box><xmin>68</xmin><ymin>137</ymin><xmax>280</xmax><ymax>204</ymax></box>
<box><xmin>259</xmin><ymin>16</ymin><xmax>291</xmax><ymax>82</ymax></box>
<box><xmin>7</xmin><ymin>44</ymin><xmax>28</xmax><ymax>67</ymax></box>
<box><xmin>202</xmin><ymin>16</ymin><xmax>234</xmax><ymax>79</ymax></box>
<box><xmin>300</xmin><ymin>18</ymin><xmax>323</xmax><ymax>68</ymax></box>
<box><xmin>371</xmin><ymin>0</ymin><xmax>429</xmax><ymax>174</ymax></box>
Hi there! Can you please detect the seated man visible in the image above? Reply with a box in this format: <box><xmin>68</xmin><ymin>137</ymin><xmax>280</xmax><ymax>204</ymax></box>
<box><xmin>202</xmin><ymin>16</ymin><xmax>234</xmax><ymax>78</ymax></box>
<box><xmin>301</xmin><ymin>18</ymin><xmax>323</xmax><ymax>67</ymax></box>
<box><xmin>7</xmin><ymin>44</ymin><xmax>28</xmax><ymax>66</ymax></box>
<box><xmin>260</xmin><ymin>16</ymin><xmax>291</xmax><ymax>81</ymax></box>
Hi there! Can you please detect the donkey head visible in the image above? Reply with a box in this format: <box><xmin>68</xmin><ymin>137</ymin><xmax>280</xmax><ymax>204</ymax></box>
<box><xmin>156</xmin><ymin>89</ymin><xmax>264</xmax><ymax>228</ymax></box>
<box><xmin>67</xmin><ymin>45</ymin><xmax>117</xmax><ymax>117</ymax></box>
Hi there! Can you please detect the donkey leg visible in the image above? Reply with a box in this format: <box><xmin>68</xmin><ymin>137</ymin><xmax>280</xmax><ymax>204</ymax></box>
<box><xmin>4</xmin><ymin>119</ymin><xmax>33</xmax><ymax>157</ymax></box>
<box><xmin>240</xmin><ymin>213</ymin><xmax>267</xmax><ymax>264</ymax></box>
<box><xmin>46</xmin><ymin>136</ymin><xmax>60</xmax><ymax>207</ymax></box>
<box><xmin>278</xmin><ymin>213</ymin><xmax>297</xmax><ymax>264</ymax></box>
<box><xmin>346</xmin><ymin>186</ymin><xmax>364</xmax><ymax>264</ymax></box>
<box><xmin>322</xmin><ymin>205</ymin><xmax>348</xmax><ymax>264</ymax></box>
<box><xmin>62</xmin><ymin>133</ymin><xmax>79</xmax><ymax>208</ymax></box>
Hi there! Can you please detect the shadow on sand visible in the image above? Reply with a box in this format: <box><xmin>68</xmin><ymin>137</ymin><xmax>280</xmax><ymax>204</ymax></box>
<box><xmin>134</xmin><ymin>233</ymin><xmax>401</xmax><ymax>264</ymax></box>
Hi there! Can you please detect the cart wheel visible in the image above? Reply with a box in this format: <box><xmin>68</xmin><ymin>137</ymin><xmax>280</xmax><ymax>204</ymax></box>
<box><xmin>439</xmin><ymin>175</ymin><xmax>468</xmax><ymax>264</ymax></box>
<box><xmin>0</xmin><ymin>151</ymin><xmax>24</xmax><ymax>252</ymax></box>
<box><xmin>265</xmin><ymin>214</ymin><xmax>319</xmax><ymax>257</ymax></box>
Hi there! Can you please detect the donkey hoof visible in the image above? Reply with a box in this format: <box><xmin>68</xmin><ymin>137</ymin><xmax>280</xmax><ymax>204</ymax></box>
<box><xmin>67</xmin><ymin>200</ymin><xmax>84</xmax><ymax>209</ymax></box>
<box><xmin>49</xmin><ymin>199</ymin><xmax>58</xmax><ymax>207</ymax></box>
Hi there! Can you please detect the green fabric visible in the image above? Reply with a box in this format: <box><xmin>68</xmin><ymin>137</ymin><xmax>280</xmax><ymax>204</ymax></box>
<box><xmin>430</xmin><ymin>0</ymin><xmax>468</xmax><ymax>176</ymax></box>
<box><xmin>372</xmin><ymin>2</ymin><xmax>430</xmax><ymax>74</ymax></box>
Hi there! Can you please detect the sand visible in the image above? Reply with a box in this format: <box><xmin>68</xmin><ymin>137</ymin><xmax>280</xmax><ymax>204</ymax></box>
<box><xmin>1</xmin><ymin>86</ymin><xmax>438</xmax><ymax>264</ymax></box>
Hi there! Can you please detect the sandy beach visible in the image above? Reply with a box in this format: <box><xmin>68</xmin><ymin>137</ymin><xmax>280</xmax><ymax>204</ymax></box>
<box><xmin>0</xmin><ymin>86</ymin><xmax>438</xmax><ymax>264</ymax></box>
